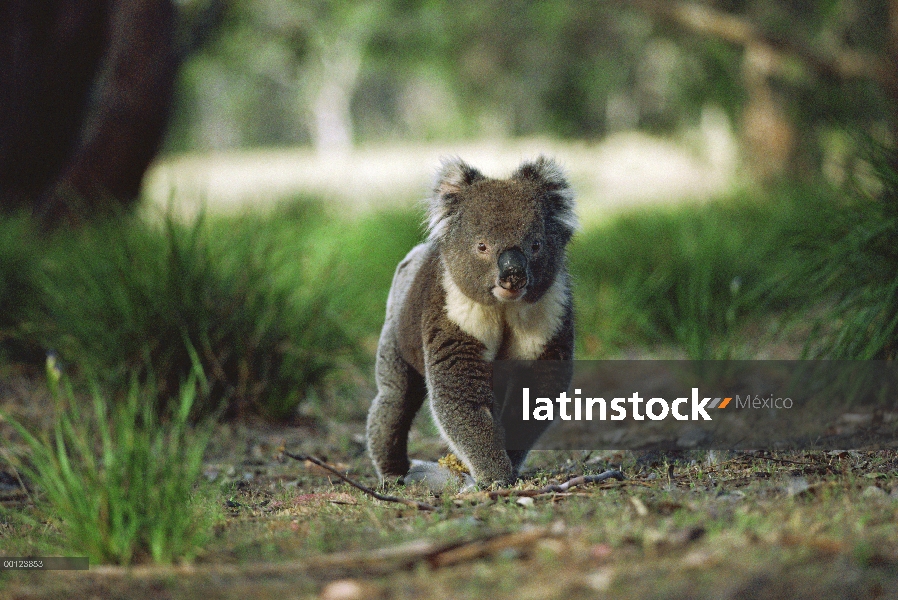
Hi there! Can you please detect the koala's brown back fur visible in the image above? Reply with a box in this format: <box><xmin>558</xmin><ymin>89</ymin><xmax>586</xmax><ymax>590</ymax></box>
<box><xmin>367</xmin><ymin>156</ymin><xmax>576</xmax><ymax>487</ymax></box>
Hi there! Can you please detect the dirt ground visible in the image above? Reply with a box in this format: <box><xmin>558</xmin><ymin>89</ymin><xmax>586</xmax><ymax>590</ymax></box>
<box><xmin>3</xmin><ymin>372</ymin><xmax>898</xmax><ymax>600</ymax></box>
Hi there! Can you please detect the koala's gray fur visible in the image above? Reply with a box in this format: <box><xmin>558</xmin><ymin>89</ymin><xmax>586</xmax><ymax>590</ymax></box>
<box><xmin>366</xmin><ymin>156</ymin><xmax>577</xmax><ymax>487</ymax></box>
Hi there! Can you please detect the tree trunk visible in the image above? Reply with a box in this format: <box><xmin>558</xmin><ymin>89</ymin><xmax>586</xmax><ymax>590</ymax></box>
<box><xmin>0</xmin><ymin>0</ymin><xmax>178</xmax><ymax>226</ymax></box>
<box><xmin>307</xmin><ymin>38</ymin><xmax>364</xmax><ymax>154</ymax></box>
<box><xmin>740</xmin><ymin>43</ymin><xmax>796</xmax><ymax>180</ymax></box>
<box><xmin>888</xmin><ymin>0</ymin><xmax>898</xmax><ymax>174</ymax></box>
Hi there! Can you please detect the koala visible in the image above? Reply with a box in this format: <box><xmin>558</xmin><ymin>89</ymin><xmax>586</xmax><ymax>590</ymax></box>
<box><xmin>366</xmin><ymin>156</ymin><xmax>577</xmax><ymax>488</ymax></box>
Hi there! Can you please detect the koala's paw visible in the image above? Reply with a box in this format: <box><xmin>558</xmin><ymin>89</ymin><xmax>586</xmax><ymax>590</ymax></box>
<box><xmin>404</xmin><ymin>460</ymin><xmax>476</xmax><ymax>493</ymax></box>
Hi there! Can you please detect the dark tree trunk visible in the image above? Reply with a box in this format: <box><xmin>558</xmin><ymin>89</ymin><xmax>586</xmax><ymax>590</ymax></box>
<box><xmin>888</xmin><ymin>0</ymin><xmax>898</xmax><ymax>176</ymax></box>
<box><xmin>0</xmin><ymin>0</ymin><xmax>177</xmax><ymax>226</ymax></box>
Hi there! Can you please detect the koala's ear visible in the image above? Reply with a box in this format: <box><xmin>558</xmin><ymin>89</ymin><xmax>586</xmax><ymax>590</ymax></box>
<box><xmin>428</xmin><ymin>157</ymin><xmax>484</xmax><ymax>241</ymax></box>
<box><xmin>513</xmin><ymin>156</ymin><xmax>579</xmax><ymax>236</ymax></box>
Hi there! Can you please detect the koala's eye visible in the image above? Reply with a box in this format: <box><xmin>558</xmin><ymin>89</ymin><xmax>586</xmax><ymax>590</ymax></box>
<box><xmin>476</xmin><ymin>242</ymin><xmax>488</xmax><ymax>253</ymax></box>
<box><xmin>531</xmin><ymin>240</ymin><xmax>542</xmax><ymax>253</ymax></box>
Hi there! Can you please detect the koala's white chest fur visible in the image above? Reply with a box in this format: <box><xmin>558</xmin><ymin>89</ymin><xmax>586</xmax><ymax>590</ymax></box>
<box><xmin>441</xmin><ymin>268</ymin><xmax>567</xmax><ymax>361</ymax></box>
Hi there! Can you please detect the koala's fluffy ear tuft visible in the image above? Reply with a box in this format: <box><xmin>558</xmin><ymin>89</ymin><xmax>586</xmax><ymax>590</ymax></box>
<box><xmin>428</xmin><ymin>157</ymin><xmax>484</xmax><ymax>242</ymax></box>
<box><xmin>513</xmin><ymin>156</ymin><xmax>579</xmax><ymax>236</ymax></box>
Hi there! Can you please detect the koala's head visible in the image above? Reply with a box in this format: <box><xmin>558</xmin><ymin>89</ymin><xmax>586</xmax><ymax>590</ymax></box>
<box><xmin>427</xmin><ymin>156</ymin><xmax>577</xmax><ymax>306</ymax></box>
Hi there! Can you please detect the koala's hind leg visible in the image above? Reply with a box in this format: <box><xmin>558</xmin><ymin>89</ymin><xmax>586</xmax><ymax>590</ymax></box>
<box><xmin>367</xmin><ymin>354</ymin><xmax>427</xmax><ymax>483</ymax></box>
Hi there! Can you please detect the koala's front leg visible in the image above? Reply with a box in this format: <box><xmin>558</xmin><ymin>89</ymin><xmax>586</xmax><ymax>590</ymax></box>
<box><xmin>425</xmin><ymin>340</ymin><xmax>514</xmax><ymax>486</ymax></box>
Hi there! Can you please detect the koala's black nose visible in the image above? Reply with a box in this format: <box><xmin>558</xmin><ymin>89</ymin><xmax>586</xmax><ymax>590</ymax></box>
<box><xmin>498</xmin><ymin>248</ymin><xmax>528</xmax><ymax>290</ymax></box>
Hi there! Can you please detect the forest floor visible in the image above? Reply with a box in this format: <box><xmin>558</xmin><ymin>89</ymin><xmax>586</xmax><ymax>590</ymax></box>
<box><xmin>3</xmin><ymin>372</ymin><xmax>898</xmax><ymax>600</ymax></box>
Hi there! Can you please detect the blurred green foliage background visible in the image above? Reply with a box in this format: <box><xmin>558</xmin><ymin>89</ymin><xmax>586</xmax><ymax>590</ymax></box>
<box><xmin>4</xmin><ymin>0</ymin><xmax>898</xmax><ymax>416</ymax></box>
<box><xmin>169</xmin><ymin>0</ymin><xmax>897</xmax><ymax>184</ymax></box>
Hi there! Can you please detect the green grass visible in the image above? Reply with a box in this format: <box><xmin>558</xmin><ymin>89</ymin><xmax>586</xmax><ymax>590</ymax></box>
<box><xmin>3</xmin><ymin>154</ymin><xmax>898</xmax><ymax>595</ymax></box>
<box><xmin>7</xmin><ymin>441</ymin><xmax>897</xmax><ymax>598</ymax></box>
<box><xmin>321</xmin><ymin>209</ymin><xmax>426</xmax><ymax>338</ymax></box>
<box><xmin>34</xmin><ymin>207</ymin><xmax>349</xmax><ymax>419</ymax></box>
<box><xmin>2</xmin><ymin>369</ymin><xmax>219</xmax><ymax>565</ymax></box>
<box><xmin>569</xmin><ymin>186</ymin><xmax>829</xmax><ymax>358</ymax></box>
<box><xmin>0</xmin><ymin>216</ymin><xmax>42</xmax><ymax>366</ymax></box>
<box><xmin>783</xmin><ymin>143</ymin><xmax>898</xmax><ymax>359</ymax></box>
<box><xmin>0</xmin><ymin>200</ymin><xmax>426</xmax><ymax>419</ymax></box>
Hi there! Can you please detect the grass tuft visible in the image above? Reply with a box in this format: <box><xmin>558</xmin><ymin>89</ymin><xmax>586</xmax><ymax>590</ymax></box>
<box><xmin>3</xmin><ymin>367</ymin><xmax>218</xmax><ymax>565</ymax></box>
<box><xmin>569</xmin><ymin>190</ymin><xmax>820</xmax><ymax>358</ymax></box>
<box><xmin>787</xmin><ymin>143</ymin><xmax>898</xmax><ymax>359</ymax></box>
<box><xmin>36</xmin><ymin>208</ymin><xmax>348</xmax><ymax>419</ymax></box>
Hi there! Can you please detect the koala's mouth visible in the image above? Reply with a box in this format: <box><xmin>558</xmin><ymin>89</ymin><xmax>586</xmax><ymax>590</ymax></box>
<box><xmin>492</xmin><ymin>285</ymin><xmax>526</xmax><ymax>301</ymax></box>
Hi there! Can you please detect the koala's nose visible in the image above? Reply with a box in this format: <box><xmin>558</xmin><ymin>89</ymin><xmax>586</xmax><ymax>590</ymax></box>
<box><xmin>498</xmin><ymin>248</ymin><xmax>528</xmax><ymax>290</ymax></box>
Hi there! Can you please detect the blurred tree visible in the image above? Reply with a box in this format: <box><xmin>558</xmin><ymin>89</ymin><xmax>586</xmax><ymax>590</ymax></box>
<box><xmin>303</xmin><ymin>1</ymin><xmax>379</xmax><ymax>153</ymax></box>
<box><xmin>622</xmin><ymin>0</ymin><xmax>898</xmax><ymax>179</ymax></box>
<box><xmin>0</xmin><ymin>0</ymin><xmax>179</xmax><ymax>225</ymax></box>
<box><xmin>170</xmin><ymin>0</ymin><xmax>897</xmax><ymax>183</ymax></box>
<box><xmin>173</xmin><ymin>0</ymin><xmax>661</xmax><ymax>147</ymax></box>
<box><xmin>171</xmin><ymin>0</ymin><xmax>387</xmax><ymax>152</ymax></box>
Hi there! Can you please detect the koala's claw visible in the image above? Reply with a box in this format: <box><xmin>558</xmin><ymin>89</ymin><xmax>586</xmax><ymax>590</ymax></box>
<box><xmin>404</xmin><ymin>460</ymin><xmax>476</xmax><ymax>493</ymax></box>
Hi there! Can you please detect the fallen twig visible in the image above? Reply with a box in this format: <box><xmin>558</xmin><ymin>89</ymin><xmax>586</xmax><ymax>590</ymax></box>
<box><xmin>283</xmin><ymin>451</ymin><xmax>438</xmax><ymax>511</ymax></box>
<box><xmin>426</xmin><ymin>527</ymin><xmax>550</xmax><ymax>568</ymax></box>
<box><xmin>751</xmin><ymin>456</ymin><xmax>816</xmax><ymax>467</ymax></box>
<box><xmin>486</xmin><ymin>469</ymin><xmax>627</xmax><ymax>499</ymax></box>
<box><xmin>311</xmin><ymin>538</ymin><xmax>442</xmax><ymax>569</ymax></box>
<box><xmin>285</xmin><ymin>453</ymin><xmax>624</xmax><ymax>508</ymax></box>
<box><xmin>310</xmin><ymin>527</ymin><xmax>552</xmax><ymax>571</ymax></box>
<box><xmin>81</xmin><ymin>528</ymin><xmax>553</xmax><ymax>580</ymax></box>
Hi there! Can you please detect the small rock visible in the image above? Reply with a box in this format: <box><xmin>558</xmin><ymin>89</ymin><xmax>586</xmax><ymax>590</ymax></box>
<box><xmin>320</xmin><ymin>579</ymin><xmax>365</xmax><ymax>600</ymax></box>
<box><xmin>516</xmin><ymin>496</ymin><xmax>535</xmax><ymax>508</ymax></box>
<box><xmin>590</xmin><ymin>543</ymin><xmax>613</xmax><ymax>561</ymax></box>
<box><xmin>786</xmin><ymin>477</ymin><xmax>810</xmax><ymax>497</ymax></box>
<box><xmin>584</xmin><ymin>568</ymin><xmax>615</xmax><ymax>592</ymax></box>
<box><xmin>404</xmin><ymin>460</ymin><xmax>475</xmax><ymax>493</ymax></box>
<box><xmin>682</xmin><ymin>549</ymin><xmax>714</xmax><ymax>567</ymax></box>
<box><xmin>862</xmin><ymin>485</ymin><xmax>887</xmax><ymax>499</ymax></box>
